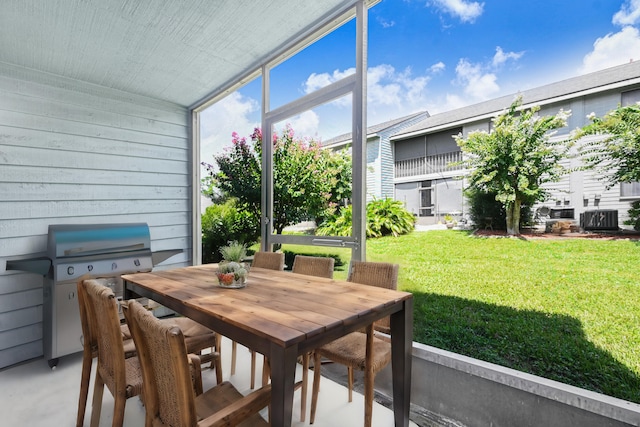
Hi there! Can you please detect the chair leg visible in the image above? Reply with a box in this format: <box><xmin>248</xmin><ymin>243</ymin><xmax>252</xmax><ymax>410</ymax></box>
<box><xmin>348</xmin><ymin>367</ymin><xmax>354</xmax><ymax>402</ymax></box>
<box><xmin>112</xmin><ymin>394</ymin><xmax>127</xmax><ymax>427</ymax></box>
<box><xmin>310</xmin><ymin>351</ymin><xmax>323</xmax><ymax>424</ymax></box>
<box><xmin>364</xmin><ymin>324</ymin><xmax>375</xmax><ymax>427</ymax></box>
<box><xmin>214</xmin><ymin>354</ymin><xmax>223</xmax><ymax>385</ymax></box>
<box><xmin>76</xmin><ymin>351</ymin><xmax>93</xmax><ymax>427</ymax></box>
<box><xmin>90</xmin><ymin>372</ymin><xmax>105</xmax><ymax>427</ymax></box>
<box><xmin>300</xmin><ymin>352</ymin><xmax>309</xmax><ymax>422</ymax></box>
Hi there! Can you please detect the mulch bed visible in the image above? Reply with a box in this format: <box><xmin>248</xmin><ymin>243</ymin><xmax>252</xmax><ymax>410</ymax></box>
<box><xmin>473</xmin><ymin>229</ymin><xmax>640</xmax><ymax>240</ymax></box>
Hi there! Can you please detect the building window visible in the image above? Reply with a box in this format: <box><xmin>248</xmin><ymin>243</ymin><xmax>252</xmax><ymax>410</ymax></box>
<box><xmin>419</xmin><ymin>180</ymin><xmax>433</xmax><ymax>216</ymax></box>
<box><xmin>620</xmin><ymin>182</ymin><xmax>640</xmax><ymax>198</ymax></box>
<box><xmin>622</xmin><ymin>88</ymin><xmax>640</xmax><ymax>106</ymax></box>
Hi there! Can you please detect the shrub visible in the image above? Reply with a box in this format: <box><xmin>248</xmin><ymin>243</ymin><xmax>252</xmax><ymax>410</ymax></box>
<box><xmin>466</xmin><ymin>188</ymin><xmax>533</xmax><ymax>230</ymax></box>
<box><xmin>282</xmin><ymin>250</ymin><xmax>344</xmax><ymax>271</ymax></box>
<box><xmin>366</xmin><ymin>198</ymin><xmax>416</xmax><ymax>237</ymax></box>
<box><xmin>202</xmin><ymin>199</ymin><xmax>259</xmax><ymax>263</ymax></box>
<box><xmin>315</xmin><ymin>205</ymin><xmax>353</xmax><ymax>237</ymax></box>
<box><xmin>624</xmin><ymin>200</ymin><xmax>640</xmax><ymax>231</ymax></box>
<box><xmin>316</xmin><ymin>198</ymin><xmax>415</xmax><ymax>238</ymax></box>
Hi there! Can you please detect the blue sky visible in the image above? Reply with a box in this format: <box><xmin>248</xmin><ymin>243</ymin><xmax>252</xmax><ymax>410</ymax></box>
<box><xmin>200</xmin><ymin>0</ymin><xmax>640</xmax><ymax>161</ymax></box>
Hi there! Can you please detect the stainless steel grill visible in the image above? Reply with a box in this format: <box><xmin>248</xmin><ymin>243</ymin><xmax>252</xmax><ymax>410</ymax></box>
<box><xmin>41</xmin><ymin>223</ymin><xmax>176</xmax><ymax>368</ymax></box>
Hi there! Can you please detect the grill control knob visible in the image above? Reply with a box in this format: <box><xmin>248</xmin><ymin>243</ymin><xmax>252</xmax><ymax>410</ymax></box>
<box><xmin>87</xmin><ymin>265</ymin><xmax>93</xmax><ymax>272</ymax></box>
<box><xmin>134</xmin><ymin>259</ymin><xmax>141</xmax><ymax>267</ymax></box>
<box><xmin>67</xmin><ymin>266</ymin><xmax>74</xmax><ymax>276</ymax></box>
<box><xmin>112</xmin><ymin>262</ymin><xmax>117</xmax><ymax>271</ymax></box>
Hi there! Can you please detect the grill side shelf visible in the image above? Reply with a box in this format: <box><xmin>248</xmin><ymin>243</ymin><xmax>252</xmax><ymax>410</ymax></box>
<box><xmin>5</xmin><ymin>257</ymin><xmax>52</xmax><ymax>276</ymax></box>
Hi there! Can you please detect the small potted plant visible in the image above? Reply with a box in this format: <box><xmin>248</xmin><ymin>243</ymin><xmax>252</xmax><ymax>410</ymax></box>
<box><xmin>444</xmin><ymin>214</ymin><xmax>456</xmax><ymax>229</ymax></box>
<box><xmin>216</xmin><ymin>241</ymin><xmax>249</xmax><ymax>287</ymax></box>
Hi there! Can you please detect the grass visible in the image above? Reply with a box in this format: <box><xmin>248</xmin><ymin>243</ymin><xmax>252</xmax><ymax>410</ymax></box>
<box><xmin>281</xmin><ymin>230</ymin><xmax>640</xmax><ymax>403</ymax></box>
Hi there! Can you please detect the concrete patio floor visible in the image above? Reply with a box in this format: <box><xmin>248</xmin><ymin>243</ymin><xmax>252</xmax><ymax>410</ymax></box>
<box><xmin>0</xmin><ymin>336</ymin><xmax>417</xmax><ymax>426</ymax></box>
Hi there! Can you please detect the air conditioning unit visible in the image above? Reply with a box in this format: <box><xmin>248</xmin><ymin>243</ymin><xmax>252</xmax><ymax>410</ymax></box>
<box><xmin>582</xmin><ymin>210</ymin><xmax>618</xmax><ymax>231</ymax></box>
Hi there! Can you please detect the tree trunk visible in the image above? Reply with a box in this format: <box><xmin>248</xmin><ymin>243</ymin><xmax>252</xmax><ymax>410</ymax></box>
<box><xmin>505</xmin><ymin>200</ymin><xmax>521</xmax><ymax>235</ymax></box>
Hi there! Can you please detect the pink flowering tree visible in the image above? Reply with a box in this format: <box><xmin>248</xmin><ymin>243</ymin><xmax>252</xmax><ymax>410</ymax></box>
<box><xmin>202</xmin><ymin>125</ymin><xmax>351</xmax><ymax>237</ymax></box>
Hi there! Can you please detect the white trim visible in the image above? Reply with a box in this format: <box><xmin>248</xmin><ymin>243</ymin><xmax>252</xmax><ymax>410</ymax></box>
<box><xmin>191</xmin><ymin>110</ymin><xmax>202</xmax><ymax>265</ymax></box>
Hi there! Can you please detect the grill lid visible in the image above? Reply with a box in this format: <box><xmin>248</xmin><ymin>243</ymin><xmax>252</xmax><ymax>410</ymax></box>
<box><xmin>47</xmin><ymin>223</ymin><xmax>151</xmax><ymax>260</ymax></box>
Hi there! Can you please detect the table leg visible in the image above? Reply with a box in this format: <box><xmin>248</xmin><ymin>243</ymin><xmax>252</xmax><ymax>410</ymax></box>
<box><xmin>268</xmin><ymin>343</ymin><xmax>298</xmax><ymax>427</ymax></box>
<box><xmin>391</xmin><ymin>298</ymin><xmax>413</xmax><ymax>427</ymax></box>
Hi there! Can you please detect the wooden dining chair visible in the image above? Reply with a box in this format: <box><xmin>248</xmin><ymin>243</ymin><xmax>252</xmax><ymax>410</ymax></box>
<box><xmin>76</xmin><ymin>278</ymin><xmax>222</xmax><ymax>427</ymax></box>
<box><xmin>292</xmin><ymin>255</ymin><xmax>335</xmax><ymax>279</ymax></box>
<box><xmin>251</xmin><ymin>251</ymin><xmax>285</xmax><ymax>270</ymax></box>
<box><xmin>291</xmin><ymin>255</ymin><xmax>334</xmax><ymax>421</ymax></box>
<box><xmin>82</xmin><ymin>279</ymin><xmax>144</xmax><ymax>427</ymax></box>
<box><xmin>309</xmin><ymin>261</ymin><xmax>399</xmax><ymax>427</ymax></box>
<box><xmin>122</xmin><ymin>299</ymin><xmax>271</xmax><ymax>427</ymax></box>
<box><xmin>231</xmin><ymin>251</ymin><xmax>286</xmax><ymax>389</ymax></box>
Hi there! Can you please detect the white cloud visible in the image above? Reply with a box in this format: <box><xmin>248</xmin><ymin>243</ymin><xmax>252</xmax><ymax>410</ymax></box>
<box><xmin>299</xmin><ymin>64</ymin><xmax>432</xmax><ymax>138</ymax></box>
<box><xmin>377</xmin><ymin>16</ymin><xmax>396</xmax><ymax>28</ymax></box>
<box><xmin>454</xmin><ymin>58</ymin><xmax>500</xmax><ymax>99</ymax></box>
<box><xmin>580</xmin><ymin>26</ymin><xmax>640</xmax><ymax>74</ymax></box>
<box><xmin>199</xmin><ymin>92</ymin><xmax>259</xmax><ymax>164</ymax></box>
<box><xmin>304</xmin><ymin>68</ymin><xmax>355</xmax><ymax>94</ymax></box>
<box><xmin>430</xmin><ymin>0</ymin><xmax>484</xmax><ymax>23</ymax></box>
<box><xmin>613</xmin><ymin>0</ymin><xmax>640</xmax><ymax>26</ymax></box>
<box><xmin>303</xmin><ymin>64</ymin><xmax>430</xmax><ymax>111</ymax></box>
<box><xmin>277</xmin><ymin>110</ymin><xmax>321</xmax><ymax>139</ymax></box>
<box><xmin>430</xmin><ymin>61</ymin><xmax>446</xmax><ymax>73</ymax></box>
<box><xmin>492</xmin><ymin>46</ymin><xmax>524</xmax><ymax>68</ymax></box>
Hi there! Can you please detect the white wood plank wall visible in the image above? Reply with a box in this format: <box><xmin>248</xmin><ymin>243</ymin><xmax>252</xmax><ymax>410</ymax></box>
<box><xmin>0</xmin><ymin>64</ymin><xmax>192</xmax><ymax>368</ymax></box>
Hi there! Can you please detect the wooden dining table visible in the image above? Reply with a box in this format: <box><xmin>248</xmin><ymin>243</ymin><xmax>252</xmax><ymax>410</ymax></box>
<box><xmin>122</xmin><ymin>263</ymin><xmax>413</xmax><ymax>427</ymax></box>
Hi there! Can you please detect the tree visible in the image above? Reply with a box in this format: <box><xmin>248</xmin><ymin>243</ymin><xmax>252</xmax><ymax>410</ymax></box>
<box><xmin>202</xmin><ymin>125</ymin><xmax>352</xmax><ymax>236</ymax></box>
<box><xmin>574</xmin><ymin>103</ymin><xmax>640</xmax><ymax>187</ymax></box>
<box><xmin>455</xmin><ymin>96</ymin><xmax>572</xmax><ymax>235</ymax></box>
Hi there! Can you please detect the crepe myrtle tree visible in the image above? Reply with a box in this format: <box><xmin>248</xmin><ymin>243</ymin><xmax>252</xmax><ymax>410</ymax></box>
<box><xmin>202</xmin><ymin>125</ymin><xmax>352</xmax><ymax>236</ymax></box>
<box><xmin>455</xmin><ymin>96</ymin><xmax>572</xmax><ymax>235</ymax></box>
<box><xmin>574</xmin><ymin>102</ymin><xmax>640</xmax><ymax>187</ymax></box>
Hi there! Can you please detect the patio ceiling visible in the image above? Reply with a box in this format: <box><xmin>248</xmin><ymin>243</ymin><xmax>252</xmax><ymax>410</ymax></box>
<box><xmin>0</xmin><ymin>0</ymin><xmax>369</xmax><ymax>109</ymax></box>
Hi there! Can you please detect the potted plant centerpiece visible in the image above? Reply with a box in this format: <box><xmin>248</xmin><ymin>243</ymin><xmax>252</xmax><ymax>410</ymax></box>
<box><xmin>216</xmin><ymin>241</ymin><xmax>249</xmax><ymax>288</ymax></box>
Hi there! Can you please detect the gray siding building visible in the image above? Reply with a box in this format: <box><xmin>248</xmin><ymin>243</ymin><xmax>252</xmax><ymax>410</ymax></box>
<box><xmin>391</xmin><ymin>61</ymin><xmax>640</xmax><ymax>227</ymax></box>
<box><xmin>323</xmin><ymin>111</ymin><xmax>429</xmax><ymax>202</ymax></box>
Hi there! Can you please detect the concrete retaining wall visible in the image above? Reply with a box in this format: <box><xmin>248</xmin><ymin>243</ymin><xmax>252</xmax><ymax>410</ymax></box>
<box><xmin>376</xmin><ymin>342</ymin><xmax>640</xmax><ymax>426</ymax></box>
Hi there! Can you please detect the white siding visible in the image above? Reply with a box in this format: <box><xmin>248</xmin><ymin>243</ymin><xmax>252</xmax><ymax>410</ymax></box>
<box><xmin>0</xmin><ymin>65</ymin><xmax>192</xmax><ymax>368</ymax></box>
<box><xmin>379</xmin><ymin>134</ymin><xmax>395</xmax><ymax>198</ymax></box>
<box><xmin>366</xmin><ymin>139</ymin><xmax>381</xmax><ymax>201</ymax></box>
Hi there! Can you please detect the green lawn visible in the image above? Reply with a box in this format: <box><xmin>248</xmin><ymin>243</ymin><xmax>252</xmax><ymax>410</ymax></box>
<box><xmin>281</xmin><ymin>230</ymin><xmax>640</xmax><ymax>403</ymax></box>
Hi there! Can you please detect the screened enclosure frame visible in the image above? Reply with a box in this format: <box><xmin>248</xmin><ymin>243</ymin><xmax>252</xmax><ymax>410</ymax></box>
<box><xmin>260</xmin><ymin>1</ymin><xmax>369</xmax><ymax>261</ymax></box>
<box><xmin>191</xmin><ymin>0</ymin><xmax>374</xmax><ymax>264</ymax></box>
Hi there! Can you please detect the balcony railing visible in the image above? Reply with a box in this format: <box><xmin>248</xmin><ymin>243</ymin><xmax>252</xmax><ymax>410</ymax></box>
<box><xmin>395</xmin><ymin>151</ymin><xmax>464</xmax><ymax>178</ymax></box>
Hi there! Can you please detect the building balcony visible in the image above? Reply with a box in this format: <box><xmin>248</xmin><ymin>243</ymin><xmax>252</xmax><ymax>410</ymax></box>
<box><xmin>395</xmin><ymin>151</ymin><xmax>464</xmax><ymax>178</ymax></box>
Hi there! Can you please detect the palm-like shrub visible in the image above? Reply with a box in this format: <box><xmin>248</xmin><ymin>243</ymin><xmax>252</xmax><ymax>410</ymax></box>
<box><xmin>366</xmin><ymin>198</ymin><xmax>415</xmax><ymax>237</ymax></box>
<box><xmin>316</xmin><ymin>198</ymin><xmax>415</xmax><ymax>237</ymax></box>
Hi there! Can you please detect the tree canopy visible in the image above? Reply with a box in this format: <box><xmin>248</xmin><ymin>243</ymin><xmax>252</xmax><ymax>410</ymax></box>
<box><xmin>202</xmin><ymin>125</ymin><xmax>351</xmax><ymax>236</ymax></box>
<box><xmin>574</xmin><ymin>102</ymin><xmax>640</xmax><ymax>187</ymax></box>
<box><xmin>455</xmin><ymin>96</ymin><xmax>572</xmax><ymax>235</ymax></box>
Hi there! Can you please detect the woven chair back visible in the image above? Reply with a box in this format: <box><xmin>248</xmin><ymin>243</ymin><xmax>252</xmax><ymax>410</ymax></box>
<box><xmin>83</xmin><ymin>280</ymin><xmax>128</xmax><ymax>392</ymax></box>
<box><xmin>252</xmin><ymin>251</ymin><xmax>285</xmax><ymax>270</ymax></box>
<box><xmin>292</xmin><ymin>255</ymin><xmax>335</xmax><ymax>279</ymax></box>
<box><xmin>77</xmin><ymin>277</ymin><xmax>98</xmax><ymax>354</ymax></box>
<box><xmin>124</xmin><ymin>299</ymin><xmax>197</xmax><ymax>427</ymax></box>
<box><xmin>348</xmin><ymin>261</ymin><xmax>399</xmax><ymax>333</ymax></box>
